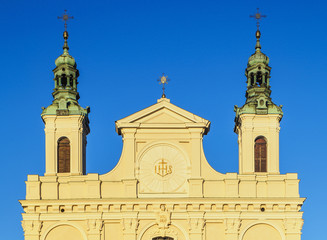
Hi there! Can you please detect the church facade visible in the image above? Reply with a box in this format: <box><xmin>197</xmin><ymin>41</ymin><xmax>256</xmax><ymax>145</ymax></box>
<box><xmin>20</xmin><ymin>27</ymin><xmax>305</xmax><ymax>240</ymax></box>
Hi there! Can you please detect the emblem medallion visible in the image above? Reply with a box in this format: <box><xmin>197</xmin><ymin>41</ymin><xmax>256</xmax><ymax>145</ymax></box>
<box><xmin>138</xmin><ymin>144</ymin><xmax>189</xmax><ymax>193</ymax></box>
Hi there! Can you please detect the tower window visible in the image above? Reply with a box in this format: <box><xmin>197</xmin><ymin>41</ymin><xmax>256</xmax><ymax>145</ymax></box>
<box><xmin>256</xmin><ymin>72</ymin><xmax>263</xmax><ymax>86</ymax></box>
<box><xmin>57</xmin><ymin>137</ymin><xmax>70</xmax><ymax>173</ymax></box>
<box><xmin>61</xmin><ymin>75</ymin><xmax>67</xmax><ymax>88</ymax></box>
<box><xmin>254</xmin><ymin>137</ymin><xmax>267</xmax><ymax>172</ymax></box>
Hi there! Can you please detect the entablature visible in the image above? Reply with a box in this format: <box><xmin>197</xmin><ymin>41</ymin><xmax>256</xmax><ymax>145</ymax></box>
<box><xmin>25</xmin><ymin>172</ymin><xmax>301</xmax><ymax>200</ymax></box>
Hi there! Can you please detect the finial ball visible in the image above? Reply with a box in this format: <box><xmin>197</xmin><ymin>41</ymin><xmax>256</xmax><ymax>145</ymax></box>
<box><xmin>256</xmin><ymin>30</ymin><xmax>261</xmax><ymax>39</ymax></box>
<box><xmin>63</xmin><ymin>31</ymin><xmax>69</xmax><ymax>40</ymax></box>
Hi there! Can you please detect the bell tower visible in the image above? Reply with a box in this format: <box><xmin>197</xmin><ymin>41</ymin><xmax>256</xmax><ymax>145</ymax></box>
<box><xmin>234</xmin><ymin>25</ymin><xmax>283</xmax><ymax>174</ymax></box>
<box><xmin>41</xmin><ymin>16</ymin><xmax>90</xmax><ymax>176</ymax></box>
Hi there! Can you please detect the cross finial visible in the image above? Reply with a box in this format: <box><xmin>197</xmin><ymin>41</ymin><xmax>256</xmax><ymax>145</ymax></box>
<box><xmin>58</xmin><ymin>10</ymin><xmax>74</xmax><ymax>32</ymax></box>
<box><xmin>250</xmin><ymin>8</ymin><xmax>266</xmax><ymax>31</ymax></box>
<box><xmin>158</xmin><ymin>73</ymin><xmax>169</xmax><ymax>98</ymax></box>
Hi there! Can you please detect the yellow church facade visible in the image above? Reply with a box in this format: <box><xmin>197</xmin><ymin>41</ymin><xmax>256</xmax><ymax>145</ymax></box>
<box><xmin>20</xmin><ymin>23</ymin><xmax>305</xmax><ymax>240</ymax></box>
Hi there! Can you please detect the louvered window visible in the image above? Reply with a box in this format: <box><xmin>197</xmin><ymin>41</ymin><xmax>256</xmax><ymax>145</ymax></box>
<box><xmin>254</xmin><ymin>137</ymin><xmax>267</xmax><ymax>172</ymax></box>
<box><xmin>58</xmin><ymin>137</ymin><xmax>70</xmax><ymax>173</ymax></box>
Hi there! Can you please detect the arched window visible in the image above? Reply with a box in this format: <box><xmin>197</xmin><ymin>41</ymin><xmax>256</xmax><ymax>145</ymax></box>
<box><xmin>58</xmin><ymin>137</ymin><xmax>70</xmax><ymax>173</ymax></box>
<box><xmin>254</xmin><ymin>137</ymin><xmax>267</xmax><ymax>172</ymax></box>
<box><xmin>152</xmin><ymin>237</ymin><xmax>173</xmax><ymax>240</ymax></box>
<box><xmin>61</xmin><ymin>75</ymin><xmax>67</xmax><ymax>88</ymax></box>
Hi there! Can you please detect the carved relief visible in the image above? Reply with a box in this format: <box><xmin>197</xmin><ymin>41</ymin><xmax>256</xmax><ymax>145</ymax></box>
<box><xmin>87</xmin><ymin>219</ymin><xmax>103</xmax><ymax>234</ymax></box>
<box><xmin>150</xmin><ymin>228</ymin><xmax>178</xmax><ymax>240</ymax></box>
<box><xmin>224</xmin><ymin>219</ymin><xmax>241</xmax><ymax>234</ymax></box>
<box><xmin>138</xmin><ymin>144</ymin><xmax>190</xmax><ymax>193</ymax></box>
<box><xmin>188</xmin><ymin>218</ymin><xmax>205</xmax><ymax>233</ymax></box>
<box><xmin>155</xmin><ymin>159</ymin><xmax>173</xmax><ymax>177</ymax></box>
<box><xmin>156</xmin><ymin>205</ymin><xmax>171</xmax><ymax>229</ymax></box>
<box><xmin>283</xmin><ymin>219</ymin><xmax>304</xmax><ymax>234</ymax></box>
<box><xmin>21</xmin><ymin>220</ymin><xmax>43</xmax><ymax>235</ymax></box>
<box><xmin>122</xmin><ymin>218</ymin><xmax>139</xmax><ymax>234</ymax></box>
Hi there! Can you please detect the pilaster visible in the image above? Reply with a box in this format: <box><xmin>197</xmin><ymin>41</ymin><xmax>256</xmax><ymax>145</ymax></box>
<box><xmin>188</xmin><ymin>178</ymin><xmax>204</xmax><ymax>197</ymax></box>
<box><xmin>188</xmin><ymin>213</ymin><xmax>205</xmax><ymax>240</ymax></box>
<box><xmin>87</xmin><ymin>219</ymin><xmax>103</xmax><ymax>240</ymax></box>
<box><xmin>121</xmin><ymin>128</ymin><xmax>137</xmax><ymax>179</ymax></box>
<box><xmin>121</xmin><ymin>213</ymin><xmax>139</xmax><ymax>240</ymax></box>
<box><xmin>189</xmin><ymin>129</ymin><xmax>202</xmax><ymax>178</ymax></box>
<box><xmin>224</xmin><ymin>218</ymin><xmax>241</xmax><ymax>240</ymax></box>
<box><xmin>21</xmin><ymin>220</ymin><xmax>42</xmax><ymax>240</ymax></box>
<box><xmin>284</xmin><ymin>218</ymin><xmax>303</xmax><ymax>240</ymax></box>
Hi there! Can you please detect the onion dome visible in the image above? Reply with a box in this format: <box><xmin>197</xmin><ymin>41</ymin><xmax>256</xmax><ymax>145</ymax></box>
<box><xmin>247</xmin><ymin>30</ymin><xmax>269</xmax><ymax>66</ymax></box>
<box><xmin>55</xmin><ymin>31</ymin><xmax>76</xmax><ymax>67</ymax></box>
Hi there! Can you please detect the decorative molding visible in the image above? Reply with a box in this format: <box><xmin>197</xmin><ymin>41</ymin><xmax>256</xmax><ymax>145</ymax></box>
<box><xmin>151</xmin><ymin>227</ymin><xmax>178</xmax><ymax>239</ymax></box>
<box><xmin>156</xmin><ymin>205</ymin><xmax>171</xmax><ymax>229</ymax></box>
<box><xmin>22</xmin><ymin>220</ymin><xmax>43</xmax><ymax>235</ymax></box>
<box><xmin>138</xmin><ymin>143</ymin><xmax>190</xmax><ymax>194</ymax></box>
<box><xmin>188</xmin><ymin>218</ymin><xmax>205</xmax><ymax>233</ymax></box>
<box><xmin>224</xmin><ymin>219</ymin><xmax>241</xmax><ymax>234</ymax></box>
<box><xmin>283</xmin><ymin>218</ymin><xmax>304</xmax><ymax>234</ymax></box>
<box><xmin>87</xmin><ymin>219</ymin><xmax>103</xmax><ymax>234</ymax></box>
<box><xmin>122</xmin><ymin>218</ymin><xmax>139</xmax><ymax>234</ymax></box>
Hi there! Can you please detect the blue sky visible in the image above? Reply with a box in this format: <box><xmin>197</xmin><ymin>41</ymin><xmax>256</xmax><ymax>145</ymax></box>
<box><xmin>0</xmin><ymin>0</ymin><xmax>326</xmax><ymax>239</ymax></box>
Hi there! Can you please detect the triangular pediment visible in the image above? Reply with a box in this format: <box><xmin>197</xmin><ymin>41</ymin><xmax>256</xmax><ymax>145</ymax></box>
<box><xmin>140</xmin><ymin>109</ymin><xmax>190</xmax><ymax>124</ymax></box>
<box><xmin>115</xmin><ymin>98</ymin><xmax>210</xmax><ymax>134</ymax></box>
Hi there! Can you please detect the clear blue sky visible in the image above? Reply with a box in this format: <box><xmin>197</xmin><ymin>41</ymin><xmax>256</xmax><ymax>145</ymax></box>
<box><xmin>0</xmin><ymin>0</ymin><xmax>326</xmax><ymax>239</ymax></box>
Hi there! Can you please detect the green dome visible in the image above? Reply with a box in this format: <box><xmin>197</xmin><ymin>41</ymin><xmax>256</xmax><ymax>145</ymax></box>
<box><xmin>55</xmin><ymin>51</ymin><xmax>76</xmax><ymax>67</ymax></box>
<box><xmin>248</xmin><ymin>50</ymin><xmax>269</xmax><ymax>66</ymax></box>
<box><xmin>55</xmin><ymin>31</ymin><xmax>76</xmax><ymax>67</ymax></box>
<box><xmin>247</xmin><ymin>30</ymin><xmax>269</xmax><ymax>67</ymax></box>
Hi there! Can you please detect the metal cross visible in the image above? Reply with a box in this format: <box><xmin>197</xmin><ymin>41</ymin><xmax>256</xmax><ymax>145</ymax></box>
<box><xmin>58</xmin><ymin>10</ymin><xmax>74</xmax><ymax>31</ymax></box>
<box><xmin>158</xmin><ymin>73</ymin><xmax>169</xmax><ymax>98</ymax></box>
<box><xmin>250</xmin><ymin>8</ymin><xmax>266</xmax><ymax>30</ymax></box>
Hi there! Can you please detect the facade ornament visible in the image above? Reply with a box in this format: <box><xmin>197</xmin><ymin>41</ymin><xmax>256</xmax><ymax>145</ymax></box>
<box><xmin>151</xmin><ymin>205</ymin><xmax>177</xmax><ymax>238</ymax></box>
<box><xmin>224</xmin><ymin>219</ymin><xmax>241</xmax><ymax>234</ymax></box>
<box><xmin>157</xmin><ymin>74</ymin><xmax>170</xmax><ymax>98</ymax></box>
<box><xmin>188</xmin><ymin>218</ymin><xmax>205</xmax><ymax>233</ymax></box>
<box><xmin>156</xmin><ymin>204</ymin><xmax>171</xmax><ymax>229</ymax></box>
<box><xmin>87</xmin><ymin>219</ymin><xmax>104</xmax><ymax>234</ymax></box>
<box><xmin>283</xmin><ymin>219</ymin><xmax>304</xmax><ymax>234</ymax></box>
<box><xmin>21</xmin><ymin>220</ymin><xmax>43</xmax><ymax>236</ymax></box>
<box><xmin>151</xmin><ymin>227</ymin><xmax>178</xmax><ymax>239</ymax></box>
<box><xmin>122</xmin><ymin>218</ymin><xmax>139</xmax><ymax>234</ymax></box>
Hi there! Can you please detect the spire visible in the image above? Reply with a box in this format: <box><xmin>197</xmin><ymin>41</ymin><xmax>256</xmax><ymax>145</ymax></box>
<box><xmin>63</xmin><ymin>30</ymin><xmax>69</xmax><ymax>53</ymax></box>
<box><xmin>41</xmin><ymin>11</ymin><xmax>90</xmax><ymax>117</ymax></box>
<box><xmin>234</xmin><ymin>9</ymin><xmax>282</xmax><ymax>117</ymax></box>
<box><xmin>255</xmin><ymin>30</ymin><xmax>261</xmax><ymax>51</ymax></box>
<box><xmin>58</xmin><ymin>10</ymin><xmax>73</xmax><ymax>55</ymax></box>
<box><xmin>250</xmin><ymin>9</ymin><xmax>264</xmax><ymax>53</ymax></box>
<box><xmin>55</xmin><ymin>10</ymin><xmax>75</xmax><ymax>67</ymax></box>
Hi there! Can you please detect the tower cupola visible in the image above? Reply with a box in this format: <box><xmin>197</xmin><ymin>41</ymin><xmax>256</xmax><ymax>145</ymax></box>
<box><xmin>54</xmin><ymin>31</ymin><xmax>76</xmax><ymax>67</ymax></box>
<box><xmin>235</xmin><ymin>29</ymin><xmax>282</xmax><ymax>116</ymax></box>
<box><xmin>41</xmin><ymin>30</ymin><xmax>89</xmax><ymax>117</ymax></box>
